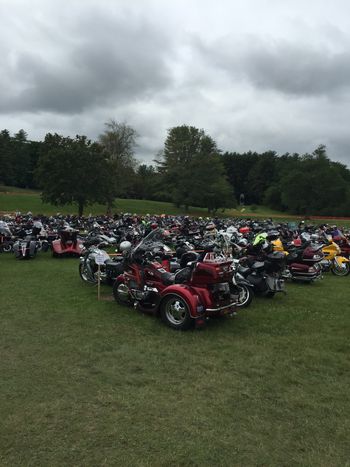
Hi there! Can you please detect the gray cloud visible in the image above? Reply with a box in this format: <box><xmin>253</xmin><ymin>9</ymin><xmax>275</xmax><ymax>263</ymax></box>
<box><xmin>0</xmin><ymin>8</ymin><xmax>174</xmax><ymax>114</ymax></box>
<box><xmin>195</xmin><ymin>36</ymin><xmax>350</xmax><ymax>97</ymax></box>
<box><xmin>1</xmin><ymin>0</ymin><xmax>350</xmax><ymax>167</ymax></box>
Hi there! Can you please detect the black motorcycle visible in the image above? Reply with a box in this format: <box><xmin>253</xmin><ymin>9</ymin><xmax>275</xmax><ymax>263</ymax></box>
<box><xmin>237</xmin><ymin>250</ymin><xmax>286</xmax><ymax>298</ymax></box>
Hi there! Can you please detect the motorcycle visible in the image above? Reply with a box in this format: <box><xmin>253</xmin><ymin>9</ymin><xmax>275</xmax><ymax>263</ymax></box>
<box><xmin>0</xmin><ymin>221</ymin><xmax>14</xmax><ymax>253</ymax></box>
<box><xmin>52</xmin><ymin>227</ymin><xmax>84</xmax><ymax>257</ymax></box>
<box><xmin>79</xmin><ymin>239</ymin><xmax>125</xmax><ymax>285</ymax></box>
<box><xmin>270</xmin><ymin>232</ymin><xmax>324</xmax><ymax>283</ymax></box>
<box><xmin>12</xmin><ymin>221</ymin><xmax>48</xmax><ymax>260</ymax></box>
<box><xmin>231</xmin><ymin>259</ymin><xmax>254</xmax><ymax>307</ymax></box>
<box><xmin>284</xmin><ymin>240</ymin><xmax>324</xmax><ymax>282</ymax></box>
<box><xmin>318</xmin><ymin>234</ymin><xmax>350</xmax><ymax>276</ymax></box>
<box><xmin>237</xmin><ymin>233</ymin><xmax>287</xmax><ymax>298</ymax></box>
<box><xmin>112</xmin><ymin>229</ymin><xmax>237</xmax><ymax>330</ymax></box>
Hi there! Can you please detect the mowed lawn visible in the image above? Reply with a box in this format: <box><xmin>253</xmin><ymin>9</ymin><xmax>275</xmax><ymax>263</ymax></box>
<box><xmin>2</xmin><ymin>188</ymin><xmax>350</xmax><ymax>228</ymax></box>
<box><xmin>0</xmin><ymin>187</ymin><xmax>297</xmax><ymax>219</ymax></box>
<box><xmin>0</xmin><ymin>252</ymin><xmax>349</xmax><ymax>466</ymax></box>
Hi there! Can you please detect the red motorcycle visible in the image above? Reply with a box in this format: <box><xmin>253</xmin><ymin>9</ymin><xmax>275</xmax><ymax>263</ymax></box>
<box><xmin>52</xmin><ymin>227</ymin><xmax>84</xmax><ymax>257</ymax></box>
<box><xmin>113</xmin><ymin>229</ymin><xmax>236</xmax><ymax>330</ymax></box>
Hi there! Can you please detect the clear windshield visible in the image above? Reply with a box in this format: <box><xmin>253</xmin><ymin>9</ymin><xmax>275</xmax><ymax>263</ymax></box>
<box><xmin>0</xmin><ymin>221</ymin><xmax>12</xmax><ymax>236</ymax></box>
<box><xmin>132</xmin><ymin>228</ymin><xmax>165</xmax><ymax>255</ymax></box>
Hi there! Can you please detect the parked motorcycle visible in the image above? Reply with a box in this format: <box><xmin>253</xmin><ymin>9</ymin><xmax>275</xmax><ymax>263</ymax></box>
<box><xmin>236</xmin><ymin>233</ymin><xmax>287</xmax><ymax>297</ymax></box>
<box><xmin>0</xmin><ymin>221</ymin><xmax>14</xmax><ymax>252</ymax></box>
<box><xmin>52</xmin><ymin>227</ymin><xmax>84</xmax><ymax>257</ymax></box>
<box><xmin>113</xmin><ymin>229</ymin><xmax>237</xmax><ymax>330</ymax></box>
<box><xmin>237</xmin><ymin>252</ymin><xmax>286</xmax><ymax>297</ymax></box>
<box><xmin>284</xmin><ymin>241</ymin><xmax>324</xmax><ymax>282</ymax></box>
<box><xmin>79</xmin><ymin>239</ymin><xmax>125</xmax><ymax>285</ymax></box>
<box><xmin>319</xmin><ymin>235</ymin><xmax>350</xmax><ymax>276</ymax></box>
<box><xmin>231</xmin><ymin>260</ymin><xmax>254</xmax><ymax>307</ymax></box>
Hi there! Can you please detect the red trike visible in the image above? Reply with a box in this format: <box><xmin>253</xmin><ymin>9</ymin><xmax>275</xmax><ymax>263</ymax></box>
<box><xmin>52</xmin><ymin>227</ymin><xmax>84</xmax><ymax>257</ymax></box>
<box><xmin>113</xmin><ymin>229</ymin><xmax>236</xmax><ymax>330</ymax></box>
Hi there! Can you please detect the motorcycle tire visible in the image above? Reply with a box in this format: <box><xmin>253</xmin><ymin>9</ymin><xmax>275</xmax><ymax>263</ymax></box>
<box><xmin>113</xmin><ymin>281</ymin><xmax>133</xmax><ymax>307</ymax></box>
<box><xmin>79</xmin><ymin>263</ymin><xmax>97</xmax><ymax>284</ymax></box>
<box><xmin>330</xmin><ymin>261</ymin><xmax>350</xmax><ymax>277</ymax></box>
<box><xmin>233</xmin><ymin>283</ymin><xmax>253</xmax><ymax>308</ymax></box>
<box><xmin>160</xmin><ymin>294</ymin><xmax>194</xmax><ymax>330</ymax></box>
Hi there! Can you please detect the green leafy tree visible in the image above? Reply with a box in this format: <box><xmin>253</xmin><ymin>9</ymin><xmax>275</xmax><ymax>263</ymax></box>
<box><xmin>36</xmin><ymin>134</ymin><xmax>109</xmax><ymax>216</ymax></box>
<box><xmin>158</xmin><ymin>125</ymin><xmax>234</xmax><ymax>211</ymax></box>
<box><xmin>278</xmin><ymin>146</ymin><xmax>350</xmax><ymax>215</ymax></box>
<box><xmin>98</xmin><ymin>120</ymin><xmax>138</xmax><ymax>213</ymax></box>
<box><xmin>130</xmin><ymin>164</ymin><xmax>159</xmax><ymax>200</ymax></box>
<box><xmin>190</xmin><ymin>153</ymin><xmax>234</xmax><ymax>213</ymax></box>
<box><xmin>0</xmin><ymin>129</ymin><xmax>12</xmax><ymax>185</ymax></box>
<box><xmin>222</xmin><ymin>151</ymin><xmax>260</xmax><ymax>203</ymax></box>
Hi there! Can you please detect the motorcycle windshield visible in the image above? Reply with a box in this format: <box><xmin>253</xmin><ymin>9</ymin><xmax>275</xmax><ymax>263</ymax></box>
<box><xmin>132</xmin><ymin>228</ymin><xmax>166</xmax><ymax>255</ymax></box>
<box><xmin>0</xmin><ymin>221</ymin><xmax>12</xmax><ymax>236</ymax></box>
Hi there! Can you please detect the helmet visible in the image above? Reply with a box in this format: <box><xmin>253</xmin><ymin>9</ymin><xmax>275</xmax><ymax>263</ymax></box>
<box><xmin>238</xmin><ymin>238</ymin><xmax>248</xmax><ymax>247</ymax></box>
<box><xmin>119</xmin><ymin>241</ymin><xmax>132</xmax><ymax>252</ymax></box>
<box><xmin>205</xmin><ymin>222</ymin><xmax>215</xmax><ymax>231</ymax></box>
<box><xmin>253</xmin><ymin>232</ymin><xmax>267</xmax><ymax>246</ymax></box>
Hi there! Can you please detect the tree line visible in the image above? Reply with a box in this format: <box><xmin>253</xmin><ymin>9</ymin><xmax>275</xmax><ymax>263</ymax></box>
<box><xmin>1</xmin><ymin>123</ymin><xmax>350</xmax><ymax>216</ymax></box>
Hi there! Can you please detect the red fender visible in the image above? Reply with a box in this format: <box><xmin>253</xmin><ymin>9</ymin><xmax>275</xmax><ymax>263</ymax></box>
<box><xmin>52</xmin><ymin>239</ymin><xmax>83</xmax><ymax>255</ymax></box>
<box><xmin>52</xmin><ymin>239</ymin><xmax>63</xmax><ymax>254</ymax></box>
<box><xmin>115</xmin><ymin>274</ymin><xmax>125</xmax><ymax>284</ymax></box>
<box><xmin>160</xmin><ymin>284</ymin><xmax>203</xmax><ymax>319</ymax></box>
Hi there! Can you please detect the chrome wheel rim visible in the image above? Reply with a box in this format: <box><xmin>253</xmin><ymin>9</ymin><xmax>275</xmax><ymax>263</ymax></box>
<box><xmin>117</xmin><ymin>283</ymin><xmax>131</xmax><ymax>303</ymax></box>
<box><xmin>165</xmin><ymin>297</ymin><xmax>187</xmax><ymax>325</ymax></box>
<box><xmin>237</xmin><ymin>286</ymin><xmax>249</xmax><ymax>306</ymax></box>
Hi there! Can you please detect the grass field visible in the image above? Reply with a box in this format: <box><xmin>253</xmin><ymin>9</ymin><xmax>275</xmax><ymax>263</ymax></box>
<box><xmin>0</xmin><ymin>186</ymin><xmax>301</xmax><ymax>218</ymax></box>
<box><xmin>1</xmin><ymin>252</ymin><xmax>349</xmax><ymax>466</ymax></box>
<box><xmin>2</xmin><ymin>187</ymin><xmax>350</xmax><ymax>229</ymax></box>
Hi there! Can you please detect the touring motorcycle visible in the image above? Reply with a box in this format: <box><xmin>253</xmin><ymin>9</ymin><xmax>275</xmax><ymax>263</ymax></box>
<box><xmin>113</xmin><ymin>229</ymin><xmax>237</xmax><ymax>330</ymax></box>
<box><xmin>79</xmin><ymin>239</ymin><xmax>125</xmax><ymax>285</ymax></box>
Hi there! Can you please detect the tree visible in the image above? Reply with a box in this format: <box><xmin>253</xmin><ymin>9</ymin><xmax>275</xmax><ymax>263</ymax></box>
<box><xmin>190</xmin><ymin>153</ymin><xmax>234</xmax><ymax>213</ymax></box>
<box><xmin>36</xmin><ymin>134</ymin><xmax>109</xmax><ymax>216</ymax></box>
<box><xmin>222</xmin><ymin>151</ymin><xmax>260</xmax><ymax>203</ymax></box>
<box><xmin>98</xmin><ymin>120</ymin><xmax>138</xmax><ymax>213</ymax></box>
<box><xmin>158</xmin><ymin>125</ymin><xmax>235</xmax><ymax>211</ymax></box>
<box><xmin>0</xmin><ymin>129</ymin><xmax>12</xmax><ymax>185</ymax></box>
<box><xmin>245</xmin><ymin>151</ymin><xmax>278</xmax><ymax>204</ymax></box>
<box><xmin>130</xmin><ymin>164</ymin><xmax>159</xmax><ymax>200</ymax></box>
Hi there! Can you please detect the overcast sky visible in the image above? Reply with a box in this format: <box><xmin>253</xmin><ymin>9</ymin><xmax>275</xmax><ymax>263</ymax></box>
<box><xmin>1</xmin><ymin>0</ymin><xmax>350</xmax><ymax>166</ymax></box>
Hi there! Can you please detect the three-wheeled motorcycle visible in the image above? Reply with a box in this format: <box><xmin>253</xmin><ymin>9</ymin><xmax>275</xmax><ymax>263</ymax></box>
<box><xmin>52</xmin><ymin>227</ymin><xmax>84</xmax><ymax>257</ymax></box>
<box><xmin>113</xmin><ymin>229</ymin><xmax>237</xmax><ymax>330</ymax></box>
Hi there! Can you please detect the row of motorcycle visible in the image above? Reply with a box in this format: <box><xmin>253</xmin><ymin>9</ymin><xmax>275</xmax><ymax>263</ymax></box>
<box><xmin>1</xmin><ymin>214</ymin><xmax>350</xmax><ymax>330</ymax></box>
<box><xmin>77</xmin><ymin>219</ymin><xmax>350</xmax><ymax>329</ymax></box>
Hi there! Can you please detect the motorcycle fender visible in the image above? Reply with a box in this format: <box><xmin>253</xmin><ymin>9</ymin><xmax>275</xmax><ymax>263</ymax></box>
<box><xmin>235</xmin><ymin>277</ymin><xmax>253</xmax><ymax>288</ymax></box>
<box><xmin>52</xmin><ymin>239</ymin><xmax>63</xmax><ymax>254</ymax></box>
<box><xmin>83</xmin><ymin>257</ymin><xmax>96</xmax><ymax>281</ymax></box>
<box><xmin>115</xmin><ymin>274</ymin><xmax>125</xmax><ymax>284</ymax></box>
<box><xmin>160</xmin><ymin>285</ymin><xmax>202</xmax><ymax>319</ymax></box>
<box><xmin>335</xmin><ymin>256</ymin><xmax>349</xmax><ymax>264</ymax></box>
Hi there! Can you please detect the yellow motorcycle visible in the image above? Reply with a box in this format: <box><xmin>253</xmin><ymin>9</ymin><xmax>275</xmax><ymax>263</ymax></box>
<box><xmin>321</xmin><ymin>238</ymin><xmax>350</xmax><ymax>276</ymax></box>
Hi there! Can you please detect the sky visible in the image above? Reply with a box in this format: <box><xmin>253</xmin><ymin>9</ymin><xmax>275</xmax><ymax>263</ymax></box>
<box><xmin>1</xmin><ymin>0</ymin><xmax>350</xmax><ymax>166</ymax></box>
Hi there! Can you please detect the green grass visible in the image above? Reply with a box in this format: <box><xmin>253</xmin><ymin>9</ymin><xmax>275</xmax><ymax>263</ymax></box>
<box><xmin>1</xmin><ymin>186</ymin><xmax>350</xmax><ymax>227</ymax></box>
<box><xmin>0</xmin><ymin>252</ymin><xmax>349</xmax><ymax>466</ymax></box>
<box><xmin>0</xmin><ymin>187</ymin><xmax>286</xmax><ymax>218</ymax></box>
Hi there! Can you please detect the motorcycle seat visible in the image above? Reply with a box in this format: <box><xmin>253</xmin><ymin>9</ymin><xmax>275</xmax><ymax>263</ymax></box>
<box><xmin>161</xmin><ymin>267</ymin><xmax>192</xmax><ymax>285</ymax></box>
<box><xmin>238</xmin><ymin>265</ymin><xmax>250</xmax><ymax>276</ymax></box>
<box><xmin>105</xmin><ymin>257</ymin><xmax>123</xmax><ymax>265</ymax></box>
<box><xmin>161</xmin><ymin>271</ymin><xmax>176</xmax><ymax>285</ymax></box>
<box><xmin>252</xmin><ymin>261</ymin><xmax>265</xmax><ymax>272</ymax></box>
